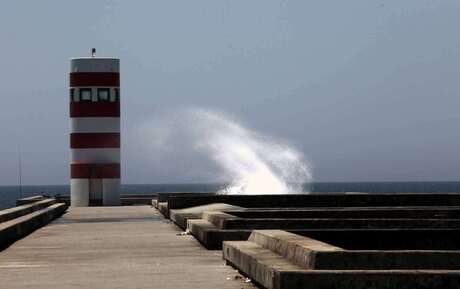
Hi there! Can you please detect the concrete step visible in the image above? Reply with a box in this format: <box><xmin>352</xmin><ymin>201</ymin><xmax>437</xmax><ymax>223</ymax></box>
<box><xmin>223</xmin><ymin>238</ymin><xmax>460</xmax><ymax>289</ymax></box>
<box><xmin>248</xmin><ymin>230</ymin><xmax>460</xmax><ymax>270</ymax></box>
<box><xmin>218</xmin><ymin>217</ymin><xmax>460</xmax><ymax>230</ymax></box>
<box><xmin>0</xmin><ymin>198</ymin><xmax>57</xmax><ymax>223</ymax></box>
<box><xmin>187</xmin><ymin>219</ymin><xmax>251</xmax><ymax>250</ymax></box>
<box><xmin>223</xmin><ymin>240</ymin><xmax>304</xmax><ymax>289</ymax></box>
<box><xmin>157</xmin><ymin>202</ymin><xmax>168</xmax><ymax>217</ymax></box>
<box><xmin>229</xmin><ymin>206</ymin><xmax>460</xmax><ymax>219</ymax></box>
<box><xmin>248</xmin><ymin>230</ymin><xmax>342</xmax><ymax>268</ymax></box>
<box><xmin>171</xmin><ymin>203</ymin><xmax>243</xmax><ymax>230</ymax></box>
<box><xmin>189</xmin><ymin>214</ymin><xmax>460</xmax><ymax>250</ymax></box>
<box><xmin>167</xmin><ymin>193</ymin><xmax>460</xmax><ymax>212</ymax></box>
<box><xmin>0</xmin><ymin>203</ymin><xmax>67</xmax><ymax>250</ymax></box>
<box><xmin>16</xmin><ymin>195</ymin><xmax>47</xmax><ymax>206</ymax></box>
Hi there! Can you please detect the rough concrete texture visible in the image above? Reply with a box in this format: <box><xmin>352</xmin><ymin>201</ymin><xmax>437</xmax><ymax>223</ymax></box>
<box><xmin>158</xmin><ymin>202</ymin><xmax>169</xmax><ymax>217</ymax></box>
<box><xmin>56</xmin><ymin>194</ymin><xmax>158</xmax><ymax>206</ymax></box>
<box><xmin>202</xmin><ymin>210</ymin><xmax>460</xmax><ymax>230</ymax></box>
<box><xmin>0</xmin><ymin>198</ymin><xmax>57</xmax><ymax>223</ymax></box>
<box><xmin>0</xmin><ymin>206</ymin><xmax>255</xmax><ymax>289</ymax></box>
<box><xmin>0</xmin><ymin>203</ymin><xmax>67</xmax><ymax>249</ymax></box>
<box><xmin>228</xmin><ymin>206</ymin><xmax>460</xmax><ymax>219</ymax></box>
<box><xmin>170</xmin><ymin>203</ymin><xmax>243</xmax><ymax>230</ymax></box>
<box><xmin>223</xmin><ymin>237</ymin><xmax>460</xmax><ymax>289</ymax></box>
<box><xmin>248</xmin><ymin>230</ymin><xmax>343</xmax><ymax>268</ymax></box>
<box><xmin>188</xmin><ymin>215</ymin><xmax>460</xmax><ymax>250</ymax></box>
<box><xmin>166</xmin><ymin>193</ymin><xmax>460</xmax><ymax>212</ymax></box>
<box><xmin>246</xmin><ymin>230</ymin><xmax>460</xmax><ymax>270</ymax></box>
<box><xmin>225</xmin><ymin>218</ymin><xmax>460</xmax><ymax>230</ymax></box>
<box><xmin>16</xmin><ymin>196</ymin><xmax>47</xmax><ymax>206</ymax></box>
<box><xmin>157</xmin><ymin>192</ymin><xmax>216</xmax><ymax>203</ymax></box>
<box><xmin>188</xmin><ymin>218</ymin><xmax>252</xmax><ymax>249</ymax></box>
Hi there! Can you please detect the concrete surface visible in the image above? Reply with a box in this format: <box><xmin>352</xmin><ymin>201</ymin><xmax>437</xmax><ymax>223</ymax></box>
<box><xmin>0</xmin><ymin>198</ymin><xmax>57</xmax><ymax>223</ymax></box>
<box><xmin>247</xmin><ymin>230</ymin><xmax>460</xmax><ymax>270</ymax></box>
<box><xmin>157</xmin><ymin>192</ymin><xmax>216</xmax><ymax>203</ymax></box>
<box><xmin>0</xmin><ymin>206</ymin><xmax>255</xmax><ymax>289</ymax></box>
<box><xmin>227</xmin><ymin>206</ymin><xmax>460</xmax><ymax>219</ymax></box>
<box><xmin>0</xmin><ymin>203</ymin><xmax>67</xmax><ymax>249</ymax></box>
<box><xmin>188</xmin><ymin>218</ymin><xmax>252</xmax><ymax>249</ymax></box>
<box><xmin>166</xmin><ymin>193</ymin><xmax>460</xmax><ymax>212</ymax></box>
<box><xmin>223</xmin><ymin>231</ymin><xmax>460</xmax><ymax>289</ymax></box>
<box><xmin>170</xmin><ymin>203</ymin><xmax>243</xmax><ymax>230</ymax></box>
<box><xmin>56</xmin><ymin>194</ymin><xmax>158</xmax><ymax>206</ymax></box>
<box><xmin>16</xmin><ymin>196</ymin><xmax>47</xmax><ymax>206</ymax></box>
<box><xmin>188</xmin><ymin>215</ymin><xmax>460</xmax><ymax>250</ymax></box>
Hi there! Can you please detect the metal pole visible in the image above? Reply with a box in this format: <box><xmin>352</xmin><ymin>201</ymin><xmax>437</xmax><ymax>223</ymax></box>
<box><xmin>18</xmin><ymin>146</ymin><xmax>22</xmax><ymax>199</ymax></box>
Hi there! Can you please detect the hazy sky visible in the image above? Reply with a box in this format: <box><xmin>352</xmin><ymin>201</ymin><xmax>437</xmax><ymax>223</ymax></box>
<box><xmin>1</xmin><ymin>0</ymin><xmax>460</xmax><ymax>185</ymax></box>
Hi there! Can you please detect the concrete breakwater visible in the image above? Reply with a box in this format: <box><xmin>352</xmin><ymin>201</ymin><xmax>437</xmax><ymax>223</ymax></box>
<box><xmin>3</xmin><ymin>192</ymin><xmax>460</xmax><ymax>288</ymax></box>
<box><xmin>0</xmin><ymin>203</ymin><xmax>253</xmax><ymax>289</ymax></box>
<box><xmin>157</xmin><ymin>192</ymin><xmax>460</xmax><ymax>289</ymax></box>
<box><xmin>0</xmin><ymin>197</ymin><xmax>67</xmax><ymax>250</ymax></box>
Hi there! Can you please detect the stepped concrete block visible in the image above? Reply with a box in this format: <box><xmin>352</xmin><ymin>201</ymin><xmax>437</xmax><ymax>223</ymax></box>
<box><xmin>0</xmin><ymin>203</ymin><xmax>67</xmax><ymax>250</ymax></box>
<box><xmin>170</xmin><ymin>203</ymin><xmax>243</xmax><ymax>230</ymax></box>
<box><xmin>16</xmin><ymin>196</ymin><xmax>47</xmax><ymax>206</ymax></box>
<box><xmin>248</xmin><ymin>230</ymin><xmax>460</xmax><ymax>270</ymax></box>
<box><xmin>167</xmin><ymin>193</ymin><xmax>460</xmax><ymax>212</ymax></box>
<box><xmin>249</xmin><ymin>230</ymin><xmax>342</xmax><ymax>268</ymax></box>
<box><xmin>187</xmin><ymin>219</ymin><xmax>251</xmax><ymax>249</ymax></box>
<box><xmin>158</xmin><ymin>202</ymin><xmax>168</xmax><ymax>217</ymax></box>
<box><xmin>229</xmin><ymin>206</ymin><xmax>460</xmax><ymax>219</ymax></box>
<box><xmin>0</xmin><ymin>198</ymin><xmax>57</xmax><ymax>223</ymax></box>
<box><xmin>220</xmin><ymin>217</ymin><xmax>460</xmax><ymax>230</ymax></box>
<box><xmin>223</xmin><ymin>239</ymin><xmax>460</xmax><ymax>289</ymax></box>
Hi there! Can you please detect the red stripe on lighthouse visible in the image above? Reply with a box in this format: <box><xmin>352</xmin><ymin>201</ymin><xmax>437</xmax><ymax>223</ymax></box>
<box><xmin>70</xmin><ymin>102</ymin><xmax>120</xmax><ymax>117</ymax></box>
<box><xmin>70</xmin><ymin>133</ymin><xmax>120</xmax><ymax>148</ymax></box>
<box><xmin>71</xmin><ymin>163</ymin><xmax>120</xmax><ymax>178</ymax></box>
<box><xmin>70</xmin><ymin>72</ymin><xmax>119</xmax><ymax>86</ymax></box>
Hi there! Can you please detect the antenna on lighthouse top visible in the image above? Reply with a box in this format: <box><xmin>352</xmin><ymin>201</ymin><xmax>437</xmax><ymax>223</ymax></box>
<box><xmin>91</xmin><ymin>48</ymin><xmax>96</xmax><ymax>57</ymax></box>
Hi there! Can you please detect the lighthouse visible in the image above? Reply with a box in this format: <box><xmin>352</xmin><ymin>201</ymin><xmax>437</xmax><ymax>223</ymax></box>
<box><xmin>69</xmin><ymin>49</ymin><xmax>121</xmax><ymax>206</ymax></box>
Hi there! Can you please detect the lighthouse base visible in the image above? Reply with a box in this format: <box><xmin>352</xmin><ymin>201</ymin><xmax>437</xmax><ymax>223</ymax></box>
<box><xmin>71</xmin><ymin>178</ymin><xmax>120</xmax><ymax>207</ymax></box>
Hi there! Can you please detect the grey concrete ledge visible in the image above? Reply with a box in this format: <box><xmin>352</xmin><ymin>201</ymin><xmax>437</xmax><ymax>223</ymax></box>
<box><xmin>247</xmin><ymin>230</ymin><xmax>460</xmax><ymax>270</ymax></box>
<box><xmin>171</xmin><ymin>203</ymin><xmax>243</xmax><ymax>230</ymax></box>
<box><xmin>167</xmin><ymin>193</ymin><xmax>460</xmax><ymax>212</ymax></box>
<box><xmin>16</xmin><ymin>195</ymin><xmax>47</xmax><ymax>206</ymax></box>
<box><xmin>223</xmin><ymin>236</ymin><xmax>460</xmax><ymax>289</ymax></box>
<box><xmin>0</xmin><ymin>203</ymin><xmax>67</xmax><ymax>250</ymax></box>
<box><xmin>188</xmin><ymin>219</ymin><xmax>252</xmax><ymax>250</ymax></box>
<box><xmin>0</xmin><ymin>198</ymin><xmax>57</xmax><ymax>223</ymax></box>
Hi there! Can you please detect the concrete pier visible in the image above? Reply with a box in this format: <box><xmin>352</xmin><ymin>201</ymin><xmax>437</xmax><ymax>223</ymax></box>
<box><xmin>0</xmin><ymin>206</ymin><xmax>253</xmax><ymax>289</ymax></box>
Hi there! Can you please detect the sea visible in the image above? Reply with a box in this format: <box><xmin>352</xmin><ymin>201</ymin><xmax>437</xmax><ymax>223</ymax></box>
<box><xmin>1</xmin><ymin>182</ymin><xmax>460</xmax><ymax>210</ymax></box>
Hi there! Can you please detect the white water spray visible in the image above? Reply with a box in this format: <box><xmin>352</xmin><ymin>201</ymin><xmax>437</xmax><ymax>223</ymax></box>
<box><xmin>142</xmin><ymin>109</ymin><xmax>312</xmax><ymax>194</ymax></box>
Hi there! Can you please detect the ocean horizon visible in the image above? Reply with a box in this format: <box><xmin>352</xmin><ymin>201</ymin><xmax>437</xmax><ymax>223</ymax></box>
<box><xmin>2</xmin><ymin>181</ymin><xmax>460</xmax><ymax>210</ymax></box>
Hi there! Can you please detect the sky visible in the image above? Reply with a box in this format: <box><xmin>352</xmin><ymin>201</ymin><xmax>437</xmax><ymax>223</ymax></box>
<box><xmin>1</xmin><ymin>0</ymin><xmax>460</xmax><ymax>185</ymax></box>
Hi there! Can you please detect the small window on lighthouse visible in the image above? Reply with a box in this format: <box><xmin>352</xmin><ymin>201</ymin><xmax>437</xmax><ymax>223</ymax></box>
<box><xmin>97</xmin><ymin>88</ymin><xmax>110</xmax><ymax>101</ymax></box>
<box><xmin>80</xmin><ymin>88</ymin><xmax>92</xmax><ymax>101</ymax></box>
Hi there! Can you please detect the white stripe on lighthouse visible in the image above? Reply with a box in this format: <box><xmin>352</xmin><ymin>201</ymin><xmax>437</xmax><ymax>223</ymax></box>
<box><xmin>71</xmin><ymin>117</ymin><xmax>120</xmax><ymax>133</ymax></box>
<box><xmin>70</xmin><ymin>179</ymin><xmax>90</xmax><ymax>207</ymax></box>
<box><xmin>71</xmin><ymin>148</ymin><xmax>120</xmax><ymax>163</ymax></box>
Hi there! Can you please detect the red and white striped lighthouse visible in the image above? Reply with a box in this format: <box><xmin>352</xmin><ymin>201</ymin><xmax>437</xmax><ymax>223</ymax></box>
<box><xmin>69</xmin><ymin>50</ymin><xmax>121</xmax><ymax>206</ymax></box>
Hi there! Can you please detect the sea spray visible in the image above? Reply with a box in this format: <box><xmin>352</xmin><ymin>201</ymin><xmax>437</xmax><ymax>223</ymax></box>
<box><xmin>141</xmin><ymin>108</ymin><xmax>312</xmax><ymax>194</ymax></box>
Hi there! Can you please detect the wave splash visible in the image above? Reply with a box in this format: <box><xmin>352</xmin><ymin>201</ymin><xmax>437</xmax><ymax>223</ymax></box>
<box><xmin>186</xmin><ymin>109</ymin><xmax>312</xmax><ymax>194</ymax></box>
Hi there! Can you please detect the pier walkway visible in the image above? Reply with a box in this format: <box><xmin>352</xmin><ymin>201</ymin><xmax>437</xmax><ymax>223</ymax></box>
<box><xmin>0</xmin><ymin>206</ymin><xmax>253</xmax><ymax>289</ymax></box>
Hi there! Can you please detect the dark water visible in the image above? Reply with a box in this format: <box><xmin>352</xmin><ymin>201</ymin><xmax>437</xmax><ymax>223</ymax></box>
<box><xmin>1</xmin><ymin>182</ymin><xmax>460</xmax><ymax>210</ymax></box>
